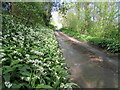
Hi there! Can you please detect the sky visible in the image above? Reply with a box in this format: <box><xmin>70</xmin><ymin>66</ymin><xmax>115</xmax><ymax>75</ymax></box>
<box><xmin>51</xmin><ymin>3</ymin><xmax>62</xmax><ymax>29</ymax></box>
<box><xmin>51</xmin><ymin>11</ymin><xmax>62</xmax><ymax>29</ymax></box>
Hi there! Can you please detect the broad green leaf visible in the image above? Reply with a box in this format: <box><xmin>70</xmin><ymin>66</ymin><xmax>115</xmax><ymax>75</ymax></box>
<box><xmin>36</xmin><ymin>84</ymin><xmax>52</xmax><ymax>88</ymax></box>
<box><xmin>3</xmin><ymin>73</ymin><xmax>10</xmax><ymax>82</ymax></box>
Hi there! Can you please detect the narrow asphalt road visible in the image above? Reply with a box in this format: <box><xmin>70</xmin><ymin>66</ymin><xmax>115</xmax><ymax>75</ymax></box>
<box><xmin>55</xmin><ymin>31</ymin><xmax>119</xmax><ymax>88</ymax></box>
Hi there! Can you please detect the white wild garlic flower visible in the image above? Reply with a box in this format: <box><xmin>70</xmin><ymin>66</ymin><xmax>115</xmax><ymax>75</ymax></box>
<box><xmin>5</xmin><ymin>82</ymin><xmax>12</xmax><ymax>88</ymax></box>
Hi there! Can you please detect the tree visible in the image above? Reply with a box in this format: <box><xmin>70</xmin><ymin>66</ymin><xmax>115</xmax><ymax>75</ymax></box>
<box><xmin>4</xmin><ymin>2</ymin><xmax>53</xmax><ymax>26</ymax></box>
<box><xmin>60</xmin><ymin>1</ymin><xmax>119</xmax><ymax>39</ymax></box>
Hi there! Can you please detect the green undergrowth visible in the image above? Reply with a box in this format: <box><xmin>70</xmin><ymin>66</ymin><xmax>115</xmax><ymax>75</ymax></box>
<box><xmin>1</xmin><ymin>15</ymin><xmax>78</xmax><ymax>89</ymax></box>
<box><xmin>61</xmin><ymin>28</ymin><xmax>120</xmax><ymax>53</ymax></box>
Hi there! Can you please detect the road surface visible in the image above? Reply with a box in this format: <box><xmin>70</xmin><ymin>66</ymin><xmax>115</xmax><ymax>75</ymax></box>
<box><xmin>55</xmin><ymin>31</ymin><xmax>119</xmax><ymax>88</ymax></box>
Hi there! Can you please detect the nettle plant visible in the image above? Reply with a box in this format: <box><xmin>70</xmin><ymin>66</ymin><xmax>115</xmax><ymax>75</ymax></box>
<box><xmin>1</xmin><ymin>15</ymin><xmax>78</xmax><ymax>89</ymax></box>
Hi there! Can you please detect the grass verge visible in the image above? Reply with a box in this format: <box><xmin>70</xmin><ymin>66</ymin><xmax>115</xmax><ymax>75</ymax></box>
<box><xmin>60</xmin><ymin>28</ymin><xmax>120</xmax><ymax>53</ymax></box>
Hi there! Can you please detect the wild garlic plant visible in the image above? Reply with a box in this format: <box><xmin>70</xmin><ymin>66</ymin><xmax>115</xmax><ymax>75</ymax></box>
<box><xmin>2</xmin><ymin>15</ymin><xmax>78</xmax><ymax>89</ymax></box>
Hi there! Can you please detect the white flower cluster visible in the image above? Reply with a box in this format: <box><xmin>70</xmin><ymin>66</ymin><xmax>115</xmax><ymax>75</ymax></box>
<box><xmin>34</xmin><ymin>40</ymin><xmax>41</xmax><ymax>44</ymax></box>
<box><xmin>26</xmin><ymin>59</ymin><xmax>45</xmax><ymax>73</ymax></box>
<box><xmin>13</xmin><ymin>51</ymin><xmax>17</xmax><ymax>54</ymax></box>
<box><xmin>31</xmin><ymin>49</ymin><xmax>44</xmax><ymax>56</ymax></box>
<box><xmin>1</xmin><ymin>53</ymin><xmax>5</xmax><ymax>58</ymax></box>
<box><xmin>25</xmin><ymin>54</ymin><xmax>30</xmax><ymax>58</ymax></box>
<box><xmin>27</xmin><ymin>59</ymin><xmax>41</xmax><ymax>64</ymax></box>
<box><xmin>43</xmin><ymin>63</ymin><xmax>49</xmax><ymax>67</ymax></box>
<box><xmin>13</xmin><ymin>37</ymin><xmax>17</xmax><ymax>41</ymax></box>
<box><xmin>36</xmin><ymin>66</ymin><xmax>44</xmax><ymax>72</ymax></box>
<box><xmin>5</xmin><ymin>82</ymin><xmax>12</xmax><ymax>88</ymax></box>
<box><xmin>13</xmin><ymin>50</ymin><xmax>22</xmax><ymax>56</ymax></box>
<box><xmin>19</xmin><ymin>36</ymin><xmax>24</xmax><ymax>40</ymax></box>
<box><xmin>1</xmin><ymin>58</ymin><xmax>6</xmax><ymax>62</ymax></box>
<box><xmin>34</xmin><ymin>75</ymin><xmax>40</xmax><ymax>79</ymax></box>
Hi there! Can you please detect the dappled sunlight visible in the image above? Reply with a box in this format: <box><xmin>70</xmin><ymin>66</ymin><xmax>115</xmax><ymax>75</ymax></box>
<box><xmin>87</xmin><ymin>53</ymin><xmax>104</xmax><ymax>62</ymax></box>
<box><xmin>90</xmin><ymin>57</ymin><xmax>103</xmax><ymax>62</ymax></box>
<box><xmin>60</xmin><ymin>32</ymin><xmax>83</xmax><ymax>44</ymax></box>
